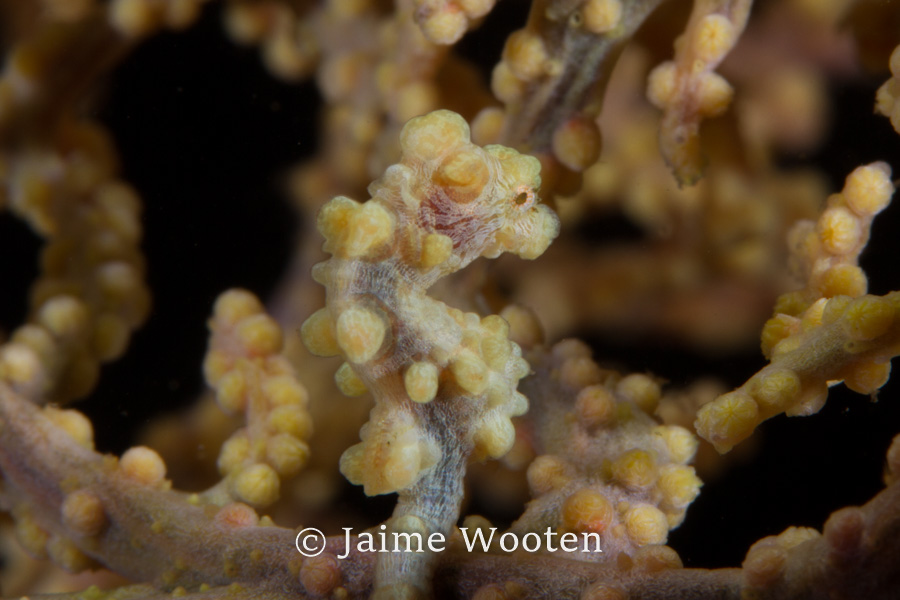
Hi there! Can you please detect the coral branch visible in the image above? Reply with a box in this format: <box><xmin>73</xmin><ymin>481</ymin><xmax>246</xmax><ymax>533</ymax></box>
<box><xmin>486</xmin><ymin>0</ymin><xmax>666</xmax><ymax>193</ymax></box>
<box><xmin>513</xmin><ymin>338</ymin><xmax>701</xmax><ymax>562</ymax></box>
<box><xmin>202</xmin><ymin>289</ymin><xmax>313</xmax><ymax>508</ymax></box>
<box><xmin>647</xmin><ymin>0</ymin><xmax>753</xmax><ymax>185</ymax></box>
<box><xmin>3</xmin><ymin>1</ymin><xmax>900</xmax><ymax>598</ymax></box>
<box><xmin>696</xmin><ymin>163</ymin><xmax>898</xmax><ymax>452</ymax></box>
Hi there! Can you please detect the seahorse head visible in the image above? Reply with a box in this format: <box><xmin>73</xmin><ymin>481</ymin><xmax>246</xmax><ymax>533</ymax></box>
<box><xmin>395</xmin><ymin>110</ymin><xmax>560</xmax><ymax>267</ymax></box>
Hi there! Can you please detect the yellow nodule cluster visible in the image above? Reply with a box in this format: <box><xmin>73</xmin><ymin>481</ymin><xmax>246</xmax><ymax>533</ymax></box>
<box><xmin>0</xmin><ymin>121</ymin><xmax>150</xmax><ymax>403</ymax></box>
<box><xmin>646</xmin><ymin>2</ymin><xmax>750</xmax><ymax>184</ymax></box>
<box><xmin>697</xmin><ymin>163</ymin><xmax>897</xmax><ymax>454</ymax></box>
<box><xmin>698</xmin><ymin>293</ymin><xmax>899</xmax><ymax>453</ymax></box>
<box><xmin>204</xmin><ymin>289</ymin><xmax>312</xmax><ymax>507</ymax></box>
<box><xmin>783</xmin><ymin>162</ymin><xmax>893</xmax><ymax>303</ymax></box>
<box><xmin>518</xmin><ymin>340</ymin><xmax>701</xmax><ymax>560</ymax></box>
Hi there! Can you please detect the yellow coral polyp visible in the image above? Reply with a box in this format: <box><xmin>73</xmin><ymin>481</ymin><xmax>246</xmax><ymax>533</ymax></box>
<box><xmin>658</xmin><ymin>465</ymin><xmax>702</xmax><ymax>509</ymax></box>
<box><xmin>235</xmin><ymin>314</ymin><xmax>283</xmax><ymax>356</ymax></box>
<box><xmin>317</xmin><ymin>195</ymin><xmax>357</xmax><ymax>247</ymax></box>
<box><xmin>120</xmin><ymin>446</ymin><xmax>167</xmax><ymax>486</ymax></box>
<box><xmin>819</xmin><ymin>296</ymin><xmax>851</xmax><ymax>327</ymax></box>
<box><xmin>504</xmin><ymin>30</ymin><xmax>548</xmax><ymax>82</ymax></box>
<box><xmin>263</xmin><ymin>375</ymin><xmax>308</xmax><ymax>407</ymax></box>
<box><xmin>268</xmin><ymin>404</ymin><xmax>313</xmax><ymax>439</ymax></box>
<box><xmin>62</xmin><ymin>490</ymin><xmax>107</xmax><ymax>537</ymax></box>
<box><xmin>44</xmin><ymin>406</ymin><xmax>94</xmax><ymax>449</ymax></box>
<box><xmin>562</xmin><ymin>488</ymin><xmax>614</xmax><ymax>533</ymax></box>
<box><xmin>231</xmin><ymin>463</ymin><xmax>280</xmax><ymax>507</ymax></box>
<box><xmin>840</xmin><ymin>295</ymin><xmax>895</xmax><ymax>341</ymax></box>
<box><xmin>265</xmin><ymin>434</ymin><xmax>310</xmax><ymax>477</ymax></box>
<box><xmin>552</xmin><ymin>117</ymin><xmax>602</xmax><ymax>172</ymax></box>
<box><xmin>92</xmin><ymin>313</ymin><xmax>130</xmax><ymax>361</ymax></box>
<box><xmin>47</xmin><ymin>535</ymin><xmax>93</xmax><ymax>573</ymax></box>
<box><xmin>616</xmin><ymin>374</ymin><xmax>661</xmax><ymax>415</ymax></box>
<box><xmin>843</xmin><ymin>361</ymin><xmax>891</xmax><ymax>395</ymax></box>
<box><xmin>818</xmin><ymin>207</ymin><xmax>860</xmax><ymax>256</ymax></box>
<box><xmin>653</xmin><ymin>425</ymin><xmax>698</xmax><ymax>465</ymax></box>
<box><xmin>218</xmin><ymin>433</ymin><xmax>250</xmax><ymax>475</ymax></box>
<box><xmin>582</xmin><ymin>0</ymin><xmax>622</xmax><ymax>34</ymax></box>
<box><xmin>695</xmin><ymin>391</ymin><xmax>759</xmax><ymax>453</ymax></box>
<box><xmin>216</xmin><ymin>369</ymin><xmax>247</xmax><ymax>414</ymax></box>
<box><xmin>576</xmin><ymin>385</ymin><xmax>616</xmax><ymax>427</ymax></box>
<box><xmin>421</xmin><ymin>9</ymin><xmax>468</xmax><ymax>46</ymax></box>
<box><xmin>752</xmin><ymin>369</ymin><xmax>801</xmax><ymax>413</ymax></box>
<box><xmin>842</xmin><ymin>162</ymin><xmax>893</xmax><ymax>216</ymax></box>
<box><xmin>341</xmin><ymin>433</ymin><xmax>423</xmax><ymax>495</ymax></box>
<box><xmin>213</xmin><ymin>289</ymin><xmax>263</xmax><ymax>326</ymax></box>
<box><xmin>491</xmin><ymin>62</ymin><xmax>525</xmax><ymax>104</ymax></box>
<box><xmin>623</xmin><ymin>504</ymin><xmax>668</xmax><ymax>546</ymax></box>
<box><xmin>0</xmin><ymin>343</ymin><xmax>42</xmax><ymax>388</ymax></box>
<box><xmin>646</xmin><ymin>61</ymin><xmax>677</xmax><ymax>109</ymax></box>
<box><xmin>692</xmin><ymin>14</ymin><xmax>736</xmax><ymax>64</ymax></box>
<box><xmin>527</xmin><ymin>455</ymin><xmax>574</xmax><ymax>495</ymax></box>
<box><xmin>481</xmin><ymin>336</ymin><xmax>513</xmax><ymax>371</ymax></box>
<box><xmin>611</xmin><ymin>449</ymin><xmax>657</xmax><ymax>489</ymax></box>
<box><xmin>816</xmin><ymin>264</ymin><xmax>867</xmax><ymax>298</ymax></box>
<box><xmin>696</xmin><ymin>72</ymin><xmax>733</xmax><ymax>118</ymax></box>
<box><xmin>38</xmin><ymin>295</ymin><xmax>89</xmax><ymax>339</ymax></box>
<box><xmin>109</xmin><ymin>0</ymin><xmax>160</xmax><ymax>38</ymax></box>
<box><xmin>799</xmin><ymin>298</ymin><xmax>827</xmax><ymax>332</ymax></box>
<box><xmin>15</xmin><ymin>513</ymin><xmax>49</xmax><ymax>559</ymax></box>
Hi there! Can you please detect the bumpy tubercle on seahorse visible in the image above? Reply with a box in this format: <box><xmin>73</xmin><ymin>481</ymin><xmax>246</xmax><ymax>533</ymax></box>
<box><xmin>301</xmin><ymin>109</ymin><xmax>559</xmax><ymax>596</ymax></box>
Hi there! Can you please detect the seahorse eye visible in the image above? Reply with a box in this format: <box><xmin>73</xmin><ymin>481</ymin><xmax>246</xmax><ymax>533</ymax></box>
<box><xmin>512</xmin><ymin>185</ymin><xmax>535</xmax><ymax>210</ymax></box>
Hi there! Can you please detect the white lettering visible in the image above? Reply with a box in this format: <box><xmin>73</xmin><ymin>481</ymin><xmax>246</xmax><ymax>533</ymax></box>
<box><xmin>459</xmin><ymin>527</ymin><xmax>496</xmax><ymax>552</ymax></box>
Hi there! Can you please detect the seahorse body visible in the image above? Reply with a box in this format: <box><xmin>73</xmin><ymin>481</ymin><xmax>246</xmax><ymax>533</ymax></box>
<box><xmin>302</xmin><ymin>109</ymin><xmax>559</xmax><ymax>496</ymax></box>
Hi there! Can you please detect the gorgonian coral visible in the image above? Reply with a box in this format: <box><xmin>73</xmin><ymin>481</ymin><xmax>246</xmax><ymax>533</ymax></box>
<box><xmin>2</xmin><ymin>1</ymin><xmax>900</xmax><ymax>599</ymax></box>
